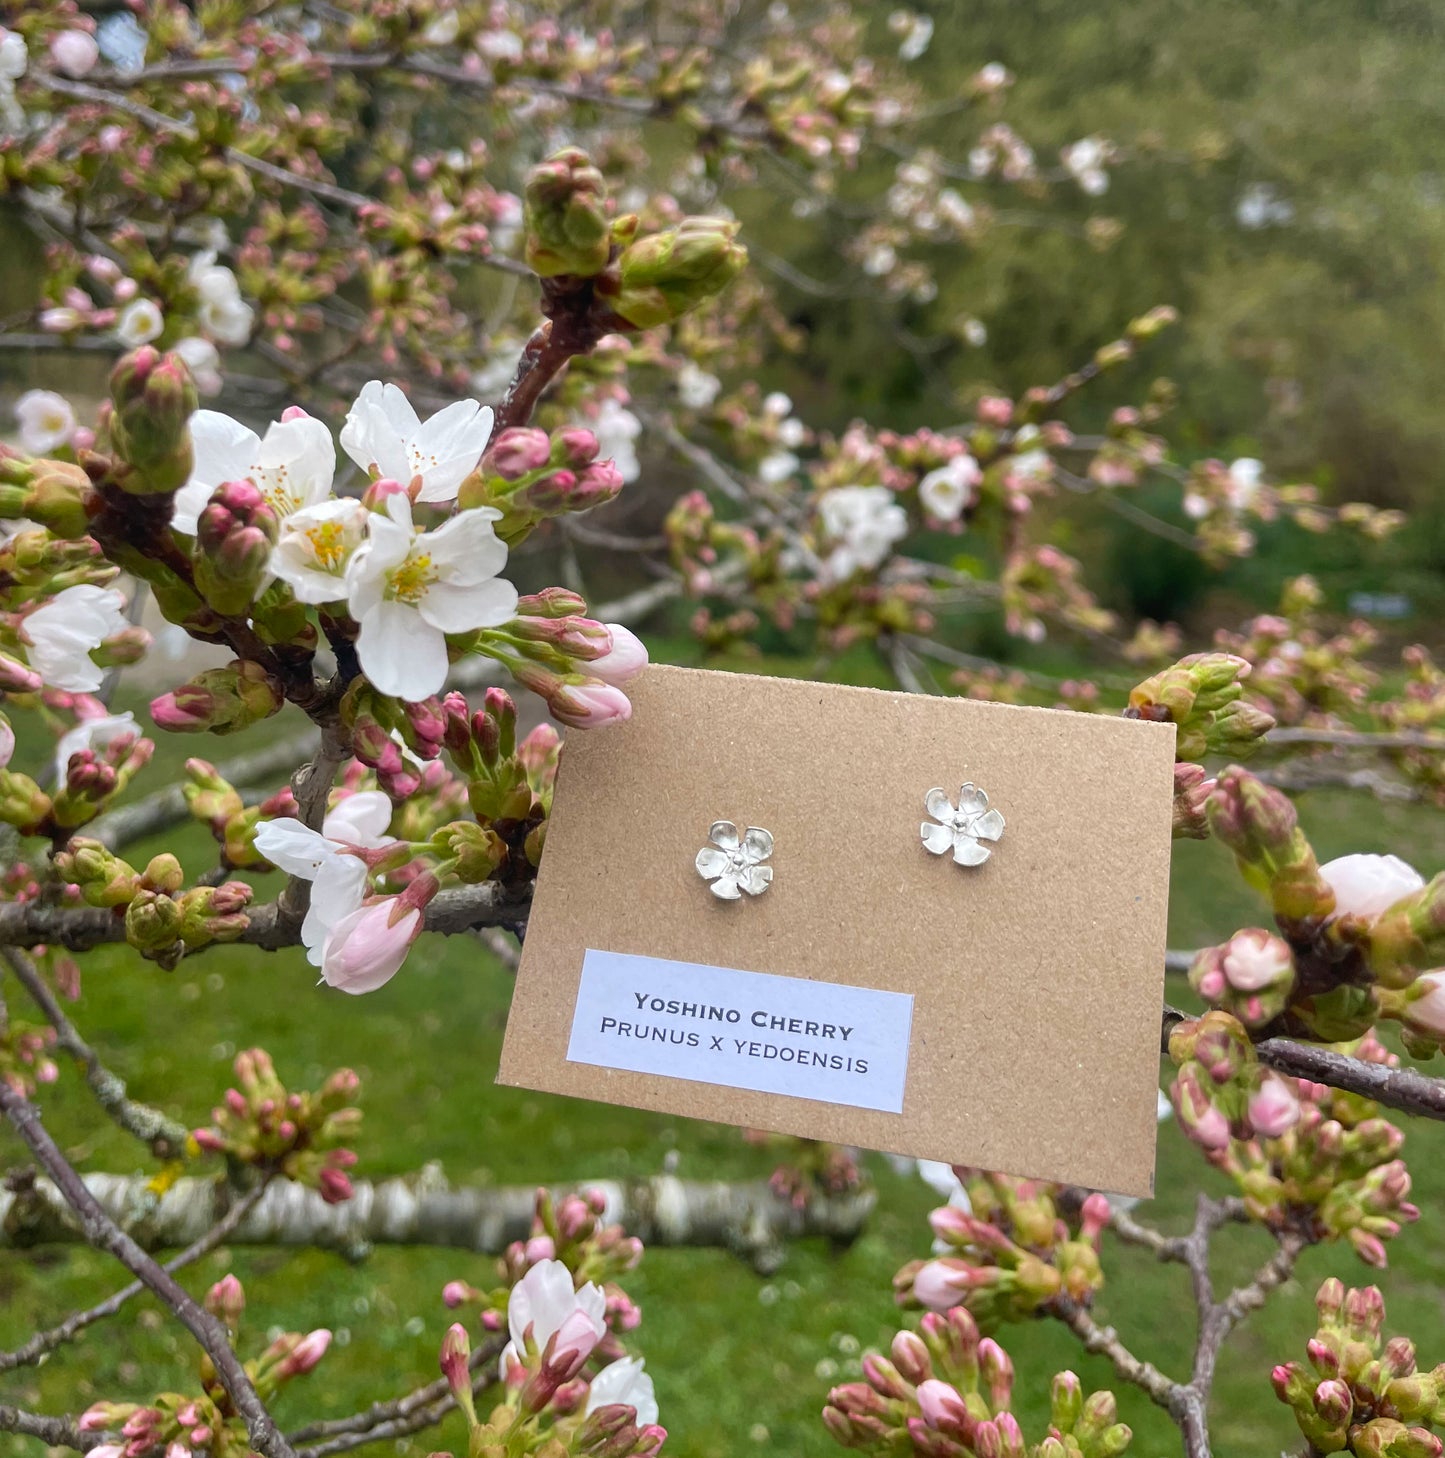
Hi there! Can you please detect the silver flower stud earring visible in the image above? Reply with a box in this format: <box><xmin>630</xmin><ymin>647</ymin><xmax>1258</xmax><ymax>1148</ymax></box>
<box><xmin>921</xmin><ymin>784</ymin><xmax>1005</xmax><ymax>866</ymax></box>
<box><xmin>696</xmin><ymin>821</ymin><xmax>774</xmax><ymax>899</ymax></box>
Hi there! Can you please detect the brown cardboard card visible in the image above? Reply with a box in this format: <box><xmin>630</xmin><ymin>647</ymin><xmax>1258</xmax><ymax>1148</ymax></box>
<box><xmin>498</xmin><ymin>664</ymin><xmax>1176</xmax><ymax>1197</ymax></box>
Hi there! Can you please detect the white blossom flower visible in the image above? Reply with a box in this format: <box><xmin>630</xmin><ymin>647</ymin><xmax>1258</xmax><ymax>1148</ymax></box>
<box><xmin>345</xmin><ymin>493</ymin><xmax>518</xmax><ymax>701</ymax></box>
<box><xmin>975</xmin><ymin>62</ymin><xmax>1011</xmax><ymax>93</ymax></box>
<box><xmin>586</xmin><ymin>1357</ymin><xmax>659</xmax><ymax>1425</ymax></box>
<box><xmin>961</xmin><ymin>317</ymin><xmax>987</xmax><ymax>347</ymax></box>
<box><xmin>592</xmin><ymin>398</ymin><xmax>642</xmax><ymax>484</ymax></box>
<box><xmin>863</xmin><ymin>242</ymin><xmax>898</xmax><ymax>277</ymax></box>
<box><xmin>890</xmin><ymin>10</ymin><xmax>934</xmax><ymax>61</ymax></box>
<box><xmin>477</xmin><ymin>28</ymin><xmax>525</xmax><ymax>63</ymax></box>
<box><xmin>0</xmin><ymin>29</ymin><xmax>26</xmax><ymax>81</ymax></box>
<box><xmin>500</xmin><ymin>1259</ymin><xmax>607</xmax><ymax>1379</ymax></box>
<box><xmin>174</xmin><ymin>336</ymin><xmax>223</xmax><ymax>397</ymax></box>
<box><xmin>758</xmin><ymin>450</ymin><xmax>800</xmax><ymax>485</ymax></box>
<box><xmin>53</xmin><ymin>711</ymin><xmax>138</xmax><ymax>784</ymax></box>
<box><xmin>340</xmin><ymin>381</ymin><xmax>494</xmax><ymax>504</ymax></box>
<box><xmin>322</xmin><ymin>790</ymin><xmax>394</xmax><ymax>848</ymax></box>
<box><xmin>272</xmin><ymin>496</ymin><xmax>369</xmax><ymax>605</ymax></box>
<box><xmin>1061</xmin><ymin>137</ymin><xmax>1110</xmax><ymax>196</ymax></box>
<box><xmin>14</xmin><ymin>389</ymin><xmax>76</xmax><ymax>454</ymax></box>
<box><xmin>48</xmin><ymin>29</ymin><xmax>99</xmax><ymax>78</ymax></box>
<box><xmin>421</xmin><ymin>9</ymin><xmax>461</xmax><ymax>45</ymax></box>
<box><xmin>921</xmin><ymin>784</ymin><xmax>1005</xmax><ymax>866</ymax></box>
<box><xmin>817</xmin><ymin>485</ymin><xmax>909</xmax><ymax>579</ymax></box>
<box><xmin>22</xmin><ymin>584</ymin><xmax>127</xmax><ymax>692</ymax></box>
<box><xmin>695</xmin><ymin>821</ymin><xmax>773</xmax><ymax>900</ymax></box>
<box><xmin>188</xmin><ymin>249</ymin><xmax>254</xmax><ymax>346</ymax></box>
<box><xmin>677</xmin><ymin>363</ymin><xmax>721</xmax><ymax>410</ymax></box>
<box><xmin>1321</xmin><ymin>854</ymin><xmax>1424</xmax><ymax>922</ymax></box>
<box><xmin>918</xmin><ymin>454</ymin><xmax>982</xmax><ymax>522</ymax></box>
<box><xmin>116</xmin><ymin>298</ymin><xmax>164</xmax><ymax>347</ymax></box>
<box><xmin>1224</xmin><ymin>458</ymin><xmax>1264</xmax><ymax>511</ymax></box>
<box><xmin>762</xmin><ymin>392</ymin><xmax>792</xmax><ymax>419</ymax></box>
<box><xmin>252</xmin><ymin>817</ymin><xmax>374</xmax><ymax>966</ymax></box>
<box><xmin>171</xmin><ymin>409</ymin><xmax>337</xmax><ymax>535</ymax></box>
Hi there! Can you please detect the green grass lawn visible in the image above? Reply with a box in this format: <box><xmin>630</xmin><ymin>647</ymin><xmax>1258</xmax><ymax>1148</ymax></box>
<box><xmin>3</xmin><ymin>688</ymin><xmax>1445</xmax><ymax>1458</ymax></box>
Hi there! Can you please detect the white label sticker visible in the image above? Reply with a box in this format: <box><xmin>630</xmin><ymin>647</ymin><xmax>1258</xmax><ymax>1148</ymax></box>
<box><xmin>565</xmin><ymin>949</ymin><xmax>914</xmax><ymax>1114</ymax></box>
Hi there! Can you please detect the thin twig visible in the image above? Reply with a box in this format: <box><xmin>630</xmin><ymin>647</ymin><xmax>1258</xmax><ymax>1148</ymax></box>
<box><xmin>0</xmin><ymin>1180</ymin><xmax>270</xmax><ymax>1373</ymax></box>
<box><xmin>0</xmin><ymin>1081</ymin><xmax>295</xmax><ymax>1458</ymax></box>
<box><xmin>2</xmin><ymin>947</ymin><xmax>189</xmax><ymax>1157</ymax></box>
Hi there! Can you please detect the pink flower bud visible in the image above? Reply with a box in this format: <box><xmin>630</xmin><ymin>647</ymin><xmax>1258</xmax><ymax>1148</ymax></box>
<box><xmin>543</xmin><ymin>1307</ymin><xmax>604</xmax><ymax>1380</ymax></box>
<box><xmin>1247</xmin><ymin>1073</ymin><xmax>1301</xmax><ymax>1138</ymax></box>
<box><xmin>442</xmin><ymin>1280</ymin><xmax>472</xmax><ymax>1308</ymax></box>
<box><xmin>279</xmin><ymin>1329</ymin><xmax>331</xmax><ymax>1377</ymax></box>
<box><xmin>1404</xmin><ymin>973</ymin><xmax>1445</xmax><ymax>1040</ymax></box>
<box><xmin>525</xmin><ymin>1234</ymin><xmax>557</xmax><ymax>1263</ymax></box>
<box><xmin>320</xmin><ymin>900</ymin><xmax>424</xmax><ymax>994</ymax></box>
<box><xmin>549</xmin><ymin>680</ymin><xmax>632</xmax><ymax>729</ymax></box>
<box><xmin>916</xmin><ymin>1379</ymin><xmax>968</xmax><ymax>1431</ymax></box>
<box><xmin>317</xmin><ymin>1167</ymin><xmax>354</xmax><ymax>1204</ymax></box>
<box><xmin>0</xmin><ymin>717</ymin><xmax>13</xmax><ymax>771</ymax></box>
<box><xmin>439</xmin><ymin>1322</ymin><xmax>472</xmax><ymax>1397</ymax></box>
<box><xmin>1320</xmin><ymin>853</ymin><xmax>1424</xmax><ymax>922</ymax></box>
<box><xmin>49</xmin><ymin>29</ymin><xmax>100</xmax><ymax>77</ymax></box>
<box><xmin>1219</xmin><ymin>929</ymin><xmax>1293</xmax><ymax>992</ymax></box>
<box><xmin>555</xmin><ymin>426</ymin><xmax>600</xmax><ymax>465</ymax></box>
<box><xmin>912</xmin><ymin>1258</ymin><xmax>977</xmax><ymax>1311</ymax></box>
<box><xmin>488</xmin><ymin>427</ymin><xmax>553</xmax><ymax>479</ymax></box>
<box><xmin>589</xmin><ymin>625</ymin><xmax>649</xmax><ymax>686</ymax></box>
<box><xmin>205</xmin><ymin>1273</ymin><xmax>245</xmax><ymax>1323</ymax></box>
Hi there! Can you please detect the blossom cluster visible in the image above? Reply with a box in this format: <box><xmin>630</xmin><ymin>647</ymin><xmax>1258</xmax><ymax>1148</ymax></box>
<box><xmin>78</xmin><ymin>1273</ymin><xmax>330</xmax><ymax>1458</ymax></box>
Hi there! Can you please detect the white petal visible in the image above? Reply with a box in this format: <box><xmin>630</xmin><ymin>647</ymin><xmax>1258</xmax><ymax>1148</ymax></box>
<box><xmin>695</xmin><ymin>846</ymin><xmax>730</xmax><ymax>878</ymax></box>
<box><xmin>323</xmin><ymin>790</ymin><xmax>394</xmax><ymax>847</ymax></box>
<box><xmin>170</xmin><ymin>479</ymin><xmax>214</xmax><ymax>535</ymax></box>
<box><xmin>259</xmin><ymin>415</ymin><xmax>336</xmax><ymax>509</ymax></box>
<box><xmin>410</xmin><ymin>400</ymin><xmax>495</xmax><ymax>501</ymax></box>
<box><xmin>509</xmin><ymin>1259</ymin><xmax>581</xmax><ymax>1349</ymax></box>
<box><xmin>425</xmin><ymin>508</ymin><xmax>509</xmax><ymax>577</ymax></box>
<box><xmin>710</xmin><ymin>874</ymin><xmax>742</xmax><ymax>900</ymax></box>
<box><xmin>356</xmin><ymin>600</ymin><xmax>449</xmax><ymax>699</ymax></box>
<box><xmin>190</xmin><ymin>409</ymin><xmax>260</xmax><ymax>489</ymax></box>
<box><xmin>709</xmin><ymin>821</ymin><xmax>740</xmax><ymax>850</ymax></box>
<box><xmin>921</xmin><ymin>821</ymin><xmax>954</xmax><ymax>855</ymax></box>
<box><xmin>420</xmin><ymin>575</ymin><xmax>519</xmax><ymax>634</ymax></box>
<box><xmin>251</xmin><ymin>818</ymin><xmax>341</xmax><ymax>878</ymax></box>
<box><xmin>974</xmin><ymin>808</ymin><xmax>1005</xmax><ymax>841</ymax></box>
<box><xmin>586</xmin><ymin>1357</ymin><xmax>657</xmax><ymax>1425</ymax></box>
<box><xmin>957</xmin><ymin>784</ymin><xmax>989</xmax><ymax>816</ymax></box>
<box><xmin>952</xmin><ymin>838</ymin><xmax>991</xmax><ymax>867</ymax></box>
<box><xmin>741</xmin><ymin>827</ymin><xmax>773</xmax><ymax>862</ymax></box>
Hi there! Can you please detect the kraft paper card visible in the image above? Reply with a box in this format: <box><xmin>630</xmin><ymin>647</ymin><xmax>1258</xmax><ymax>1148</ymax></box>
<box><xmin>498</xmin><ymin>665</ymin><xmax>1176</xmax><ymax>1197</ymax></box>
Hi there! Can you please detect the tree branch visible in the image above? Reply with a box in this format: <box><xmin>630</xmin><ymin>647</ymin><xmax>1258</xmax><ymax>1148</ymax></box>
<box><xmin>0</xmin><ymin>1404</ymin><xmax>96</xmax><ymax>1452</ymax></box>
<box><xmin>1046</xmin><ymin>1293</ymin><xmax>1182</xmax><ymax>1412</ymax></box>
<box><xmin>2</xmin><ymin>948</ymin><xmax>190</xmax><ymax>1157</ymax></box>
<box><xmin>0</xmin><ymin>880</ymin><xmax>532</xmax><ymax>953</ymax></box>
<box><xmin>0</xmin><ymin>1082</ymin><xmax>295</xmax><ymax>1458</ymax></box>
<box><xmin>0</xmin><ymin>1168</ymin><xmax>876</xmax><ymax>1272</ymax></box>
<box><xmin>0</xmin><ymin>1180</ymin><xmax>270</xmax><ymax>1373</ymax></box>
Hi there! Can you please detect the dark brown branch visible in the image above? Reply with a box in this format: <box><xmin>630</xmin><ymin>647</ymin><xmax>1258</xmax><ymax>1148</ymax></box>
<box><xmin>0</xmin><ymin>1082</ymin><xmax>295</xmax><ymax>1458</ymax></box>
<box><xmin>2</xmin><ymin>948</ymin><xmax>189</xmax><ymax>1157</ymax></box>
<box><xmin>0</xmin><ymin>1181</ymin><xmax>269</xmax><ymax>1373</ymax></box>
<box><xmin>0</xmin><ymin>1404</ymin><xmax>96</xmax><ymax>1452</ymax></box>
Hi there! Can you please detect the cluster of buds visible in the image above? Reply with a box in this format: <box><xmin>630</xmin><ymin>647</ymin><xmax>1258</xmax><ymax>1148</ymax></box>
<box><xmin>0</xmin><ymin>1020</ymin><xmax>58</xmax><ymax>1096</ymax></box>
<box><xmin>1378</xmin><ymin>645</ymin><xmax>1445</xmax><ymax>809</ymax></box>
<box><xmin>191</xmin><ymin>1048</ymin><xmax>361</xmax><ymax>1203</ymax></box>
<box><xmin>436</xmin><ymin>686</ymin><xmax>560</xmax><ymax>876</ymax></box>
<box><xmin>342</xmin><ymin>682</ymin><xmax>449</xmax><ymax>800</ymax></box>
<box><xmin>1000</xmin><ymin>546</ymin><xmax>1114</xmax><ymax>646</ymax></box>
<box><xmin>1213</xmin><ymin>577</ymin><xmax>1379</xmax><ymax>727</ymax></box>
<box><xmin>151</xmin><ymin>660</ymin><xmax>286</xmax><ymax>737</ymax></box>
<box><xmin>459</xmin><ymin>424</ymin><xmax>624</xmax><ymax>543</ymax></box>
<box><xmin>1172</xmin><ymin>1017</ymin><xmax>1418</xmax><ymax>1265</ymax></box>
<box><xmin>1125</xmin><ymin>652</ymin><xmax>1274</xmax><ymax>761</ymax></box>
<box><xmin>741</xmin><ymin>1131</ymin><xmax>865</xmax><ymax>1209</ymax></box>
<box><xmin>1189</xmin><ymin>928</ymin><xmax>1297</xmax><ymax>1030</ymax></box>
<box><xmin>471</xmin><ymin>591</ymin><xmax>648</xmax><ymax>729</ymax></box>
<box><xmin>444</xmin><ymin>1187</ymin><xmax>643</xmax><ymax>1354</ymax></box>
<box><xmin>894</xmin><ymin>1174</ymin><xmax>1108</xmax><ymax>1330</ymax></box>
<box><xmin>1273</xmin><ymin>1279</ymin><xmax>1445</xmax><ymax>1456</ymax></box>
<box><xmin>53</xmin><ymin>840</ymin><xmax>252</xmax><ymax>968</ymax></box>
<box><xmin>824</xmin><ymin>1307</ymin><xmax>1131</xmax><ymax>1456</ymax></box>
<box><xmin>79</xmin><ymin>1275</ymin><xmax>330</xmax><ymax>1458</ymax></box>
<box><xmin>0</xmin><ymin>715</ymin><xmax>154</xmax><ymax>838</ymax></box>
<box><xmin>105</xmin><ymin>345</ymin><xmax>199</xmax><ymax>496</ymax></box>
<box><xmin>182</xmin><ymin>760</ymin><xmax>298</xmax><ymax>868</ymax></box>
<box><xmin>522</xmin><ymin>146</ymin><xmax>745</xmax><ymax>332</ymax></box>
<box><xmin>1169</xmin><ymin>1011</ymin><xmax>1303</xmax><ymax>1148</ymax></box>
<box><xmin>192</xmin><ymin>481</ymin><xmax>278</xmax><ymax>616</ymax></box>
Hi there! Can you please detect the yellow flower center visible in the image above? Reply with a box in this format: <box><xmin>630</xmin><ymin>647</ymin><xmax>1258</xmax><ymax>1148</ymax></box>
<box><xmin>387</xmin><ymin>551</ymin><xmax>435</xmax><ymax>605</ymax></box>
<box><xmin>304</xmin><ymin>520</ymin><xmax>349</xmax><ymax>569</ymax></box>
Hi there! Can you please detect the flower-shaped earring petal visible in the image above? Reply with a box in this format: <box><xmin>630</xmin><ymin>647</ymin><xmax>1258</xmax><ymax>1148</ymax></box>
<box><xmin>696</xmin><ymin>821</ymin><xmax>774</xmax><ymax>900</ymax></box>
<box><xmin>921</xmin><ymin>784</ymin><xmax>1005</xmax><ymax>867</ymax></box>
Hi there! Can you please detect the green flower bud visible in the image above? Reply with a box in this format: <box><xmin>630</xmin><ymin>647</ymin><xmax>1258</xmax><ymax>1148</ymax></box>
<box><xmin>54</xmin><ymin>839</ymin><xmax>139</xmax><ymax>907</ymax></box>
<box><xmin>523</xmin><ymin>147</ymin><xmax>611</xmax><ymax>278</ymax></box>
<box><xmin>108</xmin><ymin>347</ymin><xmax>198</xmax><ymax>495</ymax></box>
<box><xmin>24</xmin><ymin>459</ymin><xmax>94</xmax><ymax>540</ymax></box>
<box><xmin>603</xmin><ymin>217</ymin><xmax>747</xmax><ymax>329</ymax></box>
<box><xmin>431</xmin><ymin>820</ymin><xmax>508</xmax><ymax>881</ymax></box>
<box><xmin>124</xmin><ymin>888</ymin><xmax>184</xmax><ymax>954</ymax></box>
<box><xmin>150</xmin><ymin>660</ymin><xmax>285</xmax><ymax>736</ymax></box>
<box><xmin>0</xmin><ymin>770</ymin><xmax>51</xmax><ymax>834</ymax></box>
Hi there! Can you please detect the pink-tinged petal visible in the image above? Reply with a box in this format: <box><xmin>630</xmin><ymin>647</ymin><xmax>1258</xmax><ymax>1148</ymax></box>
<box><xmin>420</xmin><ymin>575</ymin><xmax>519</xmax><ymax>634</ymax></box>
<box><xmin>590</xmin><ymin>625</ymin><xmax>648</xmax><ymax>685</ymax></box>
<box><xmin>357</xmin><ymin>601</ymin><xmax>449</xmax><ymax>699</ymax></box>
<box><xmin>320</xmin><ymin>902</ymin><xmax>420</xmax><ymax>993</ymax></box>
